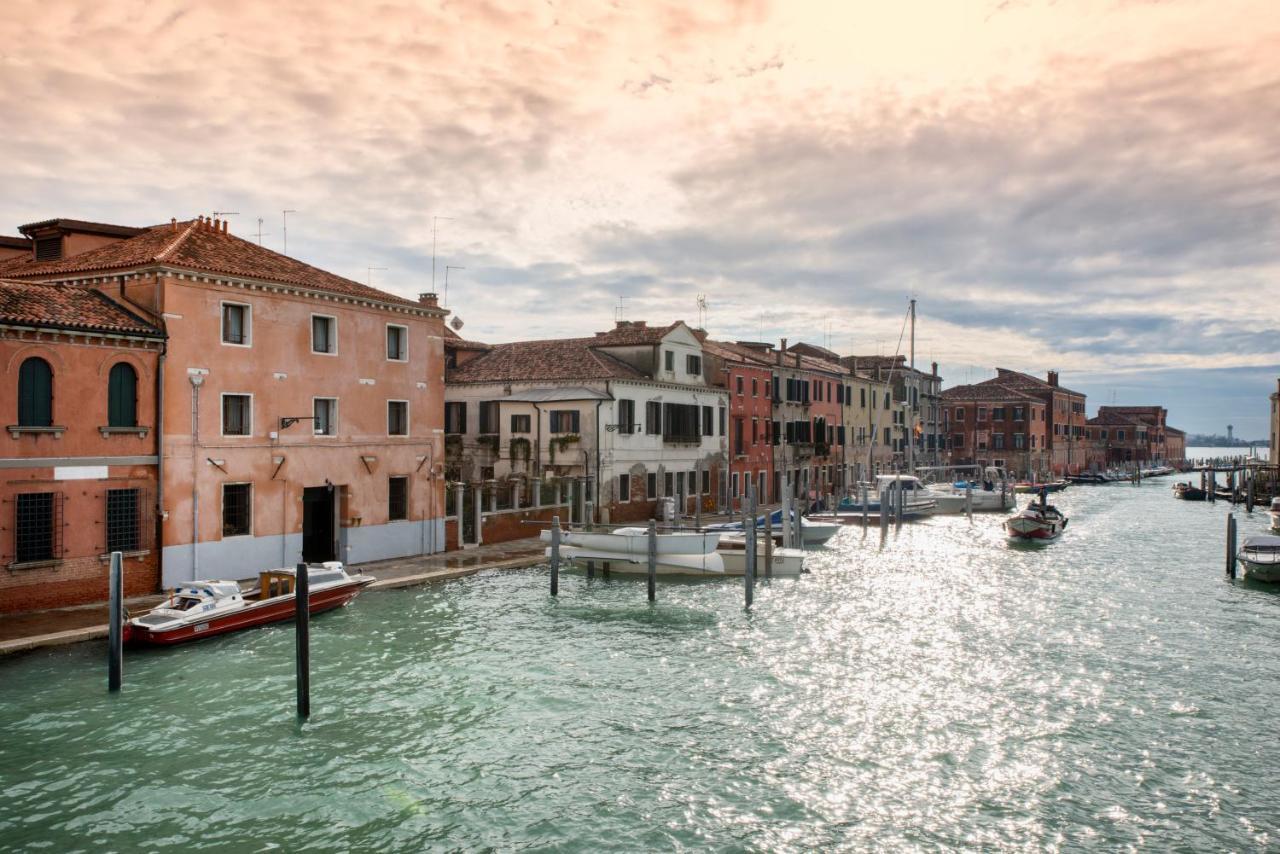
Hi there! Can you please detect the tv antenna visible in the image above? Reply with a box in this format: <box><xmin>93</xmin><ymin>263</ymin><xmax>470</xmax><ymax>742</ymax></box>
<box><xmin>282</xmin><ymin>210</ymin><xmax>297</xmax><ymax>255</ymax></box>
<box><xmin>696</xmin><ymin>294</ymin><xmax>708</xmax><ymax>328</ymax></box>
<box><xmin>252</xmin><ymin>217</ymin><xmax>270</xmax><ymax>245</ymax></box>
<box><xmin>366</xmin><ymin>266</ymin><xmax>387</xmax><ymax>286</ymax></box>
<box><xmin>444</xmin><ymin>265</ymin><xmax>465</xmax><ymax>307</ymax></box>
<box><xmin>615</xmin><ymin>296</ymin><xmax>628</xmax><ymax>323</ymax></box>
<box><xmin>431</xmin><ymin>215</ymin><xmax>455</xmax><ymax>292</ymax></box>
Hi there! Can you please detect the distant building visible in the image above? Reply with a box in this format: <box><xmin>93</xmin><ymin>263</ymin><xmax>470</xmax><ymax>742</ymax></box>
<box><xmin>702</xmin><ymin>339</ymin><xmax>774</xmax><ymax>510</ymax></box>
<box><xmin>941</xmin><ymin>383</ymin><xmax>1049</xmax><ymax>477</ymax></box>
<box><xmin>976</xmin><ymin>369</ymin><xmax>1087</xmax><ymax>475</ymax></box>
<box><xmin>1272</xmin><ymin>379</ymin><xmax>1279</xmax><ymax>465</ymax></box>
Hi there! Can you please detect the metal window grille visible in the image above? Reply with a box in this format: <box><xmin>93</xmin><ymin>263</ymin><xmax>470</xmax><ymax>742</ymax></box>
<box><xmin>223</xmin><ymin>484</ymin><xmax>252</xmax><ymax>537</ymax></box>
<box><xmin>388</xmin><ymin>476</ymin><xmax>408</xmax><ymax>521</ymax></box>
<box><xmin>14</xmin><ymin>492</ymin><xmax>62</xmax><ymax>564</ymax></box>
<box><xmin>106</xmin><ymin>488</ymin><xmax>142</xmax><ymax>553</ymax></box>
<box><xmin>34</xmin><ymin>236</ymin><xmax>61</xmax><ymax>261</ymax></box>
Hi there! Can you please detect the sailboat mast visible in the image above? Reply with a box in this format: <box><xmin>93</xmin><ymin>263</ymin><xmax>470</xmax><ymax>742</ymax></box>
<box><xmin>908</xmin><ymin>298</ymin><xmax>916</xmax><ymax>475</ymax></box>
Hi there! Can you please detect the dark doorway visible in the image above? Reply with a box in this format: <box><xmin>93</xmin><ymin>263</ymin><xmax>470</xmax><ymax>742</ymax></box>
<box><xmin>302</xmin><ymin>486</ymin><xmax>337</xmax><ymax>563</ymax></box>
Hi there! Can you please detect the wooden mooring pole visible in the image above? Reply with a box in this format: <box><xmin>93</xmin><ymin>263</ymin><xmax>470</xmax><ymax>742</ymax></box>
<box><xmin>1225</xmin><ymin>512</ymin><xmax>1237</xmax><ymax>578</ymax></box>
<box><xmin>295</xmin><ymin>561</ymin><xmax>311</xmax><ymax>718</ymax></box>
<box><xmin>549</xmin><ymin>515</ymin><xmax>561</xmax><ymax>595</ymax></box>
<box><xmin>965</xmin><ymin>482</ymin><xmax>973</xmax><ymax>522</ymax></box>
<box><xmin>763</xmin><ymin>508</ymin><xmax>774</xmax><ymax>581</ymax></box>
<box><xmin>107</xmin><ymin>551</ymin><xmax>124</xmax><ymax>693</ymax></box>
<box><xmin>647</xmin><ymin>519</ymin><xmax>657</xmax><ymax>602</ymax></box>
<box><xmin>1247</xmin><ymin>471</ymin><xmax>1255</xmax><ymax>514</ymax></box>
<box><xmin>744</xmin><ymin>484</ymin><xmax>756</xmax><ymax>608</ymax></box>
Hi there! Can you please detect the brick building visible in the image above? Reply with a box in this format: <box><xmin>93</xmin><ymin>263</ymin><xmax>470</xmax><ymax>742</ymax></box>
<box><xmin>0</xmin><ymin>216</ymin><xmax>449</xmax><ymax>591</ymax></box>
<box><xmin>1084</xmin><ymin>410</ymin><xmax>1150</xmax><ymax>467</ymax></box>
<box><xmin>703</xmin><ymin>339</ymin><xmax>774</xmax><ymax>509</ymax></box>
<box><xmin>941</xmin><ymin>383</ymin><xmax>1049</xmax><ymax>477</ymax></box>
<box><xmin>1095</xmin><ymin>405</ymin><xmax>1175</xmax><ymax>462</ymax></box>
<box><xmin>977</xmin><ymin>369</ymin><xmax>1087</xmax><ymax>475</ymax></box>
<box><xmin>0</xmin><ymin>277</ymin><xmax>165</xmax><ymax>612</ymax></box>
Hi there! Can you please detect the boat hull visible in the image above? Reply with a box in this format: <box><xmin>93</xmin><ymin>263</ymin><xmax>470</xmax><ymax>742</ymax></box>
<box><xmin>1004</xmin><ymin>512</ymin><xmax>1067</xmax><ymax>542</ymax></box>
<box><xmin>539</xmin><ymin>529</ymin><xmax>721</xmax><ymax>556</ymax></box>
<box><xmin>716</xmin><ymin>543</ymin><xmax>806</xmax><ymax>577</ymax></box>
<box><xmin>124</xmin><ymin>578</ymin><xmax>373</xmax><ymax>646</ymax></box>
<box><xmin>547</xmin><ymin>546</ymin><xmax>725</xmax><ymax>575</ymax></box>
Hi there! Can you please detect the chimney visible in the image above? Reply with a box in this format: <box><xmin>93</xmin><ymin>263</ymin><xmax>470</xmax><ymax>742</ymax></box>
<box><xmin>931</xmin><ymin>361</ymin><xmax>938</xmax><ymax>377</ymax></box>
<box><xmin>221</xmin><ymin>219</ymin><xmax>228</xmax><ymax>233</ymax></box>
<box><xmin>171</xmin><ymin>217</ymin><xmax>177</xmax><ymax>232</ymax></box>
<box><xmin>418</xmin><ymin>292</ymin><xmax>439</xmax><ymax>308</ymax></box>
<box><xmin>1047</xmin><ymin>370</ymin><xmax>1059</xmax><ymax>387</ymax></box>
<box><xmin>778</xmin><ymin>338</ymin><xmax>786</xmax><ymax>366</ymax></box>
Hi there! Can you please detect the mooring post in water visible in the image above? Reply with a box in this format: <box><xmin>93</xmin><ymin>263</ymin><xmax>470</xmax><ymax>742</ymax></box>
<box><xmin>965</xmin><ymin>482</ymin><xmax>973</xmax><ymax>522</ymax></box>
<box><xmin>763</xmin><ymin>506</ymin><xmax>774</xmax><ymax>581</ymax></box>
<box><xmin>894</xmin><ymin>474</ymin><xmax>903</xmax><ymax>530</ymax></box>
<box><xmin>1209</xmin><ymin>472</ymin><xmax>1216</xmax><ymax>503</ymax></box>
<box><xmin>550</xmin><ymin>515</ymin><xmax>561</xmax><ymax>596</ymax></box>
<box><xmin>1247</xmin><ymin>471</ymin><xmax>1255</xmax><ymax>514</ymax></box>
<box><xmin>1226</xmin><ymin>512</ymin><xmax>1237</xmax><ymax>578</ymax></box>
<box><xmin>879</xmin><ymin>488</ymin><xmax>889</xmax><ymax>541</ymax></box>
<box><xmin>295</xmin><ymin>561</ymin><xmax>310</xmax><ymax>718</ymax></box>
<box><xmin>695</xmin><ymin>461</ymin><xmax>703</xmax><ymax>531</ymax></box>
<box><xmin>647</xmin><ymin>519</ymin><xmax>657</xmax><ymax>602</ymax></box>
<box><xmin>781</xmin><ymin>477</ymin><xmax>792</xmax><ymax>549</ymax></box>
<box><xmin>107</xmin><ymin>551</ymin><xmax>124</xmax><ymax>693</ymax></box>
<box><xmin>861</xmin><ymin>481</ymin><xmax>868</xmax><ymax>529</ymax></box>
<box><xmin>744</xmin><ymin>485</ymin><xmax>756</xmax><ymax>607</ymax></box>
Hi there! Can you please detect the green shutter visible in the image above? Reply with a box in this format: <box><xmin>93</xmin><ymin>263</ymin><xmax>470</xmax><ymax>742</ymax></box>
<box><xmin>108</xmin><ymin>363</ymin><xmax>137</xmax><ymax>427</ymax></box>
<box><xmin>18</xmin><ymin>358</ymin><xmax>52</xmax><ymax>427</ymax></box>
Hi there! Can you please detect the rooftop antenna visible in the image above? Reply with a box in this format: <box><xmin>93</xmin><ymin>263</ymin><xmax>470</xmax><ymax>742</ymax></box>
<box><xmin>615</xmin><ymin>296</ymin><xmax>628</xmax><ymax>323</ymax></box>
<box><xmin>431</xmin><ymin>216</ymin><xmax>455</xmax><ymax>292</ymax></box>
<box><xmin>696</xmin><ymin>294</ymin><xmax>708</xmax><ymax>329</ymax></box>
<box><xmin>252</xmin><ymin>217</ymin><xmax>270</xmax><ymax>245</ymax></box>
<box><xmin>444</xmin><ymin>265</ymin><xmax>465</xmax><ymax>307</ymax></box>
<box><xmin>366</xmin><ymin>266</ymin><xmax>387</xmax><ymax>286</ymax></box>
<box><xmin>211</xmin><ymin>211</ymin><xmax>239</xmax><ymax>233</ymax></box>
<box><xmin>282</xmin><ymin>210</ymin><xmax>297</xmax><ymax>255</ymax></box>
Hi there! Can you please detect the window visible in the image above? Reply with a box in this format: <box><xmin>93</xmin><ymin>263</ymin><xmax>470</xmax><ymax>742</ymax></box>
<box><xmin>686</xmin><ymin>354</ymin><xmax>702</xmax><ymax>376</ymax></box>
<box><xmin>388</xmin><ymin>476</ymin><xmax>409</xmax><ymax>521</ymax></box>
<box><xmin>17</xmin><ymin>357</ymin><xmax>53</xmax><ymax>427</ymax></box>
<box><xmin>978</xmin><ymin>407</ymin><xmax>988</xmax><ymax>421</ymax></box>
<box><xmin>734</xmin><ymin>417</ymin><xmax>745</xmax><ymax>456</ymax></box>
<box><xmin>550</xmin><ymin>410</ymin><xmax>580</xmax><ymax>433</ymax></box>
<box><xmin>752</xmin><ymin>378</ymin><xmax>759</xmax><ymax>397</ymax></box>
<box><xmin>732</xmin><ymin>472</ymin><xmax>740</xmax><ymax>498</ymax></box>
<box><xmin>313</xmin><ymin>398</ymin><xmax>337</xmax><ymax>436</ymax></box>
<box><xmin>386</xmin><ymin>324</ymin><xmax>408</xmax><ymax>361</ymax></box>
<box><xmin>388</xmin><ymin>400</ymin><xmax>409</xmax><ymax>436</ymax></box>
<box><xmin>701</xmin><ymin>469</ymin><xmax>710</xmax><ymax>493</ymax></box>
<box><xmin>702</xmin><ymin>405</ymin><xmax>714</xmax><ymax>437</ymax></box>
<box><xmin>646</xmin><ymin>472</ymin><xmax>657</xmax><ymax>499</ymax></box>
<box><xmin>15</xmin><ymin>492</ymin><xmax>58</xmax><ymax>563</ymax></box>
<box><xmin>107</xmin><ymin>363</ymin><xmax>137</xmax><ymax>427</ymax></box>
<box><xmin>222</xmin><ymin>394</ymin><xmax>251</xmax><ymax>436</ymax></box>
<box><xmin>1013</xmin><ymin>406</ymin><xmax>1025</xmax><ymax>421</ymax></box>
<box><xmin>955</xmin><ymin>407</ymin><xmax>965</xmax><ymax>421</ymax></box>
<box><xmin>311</xmin><ymin>315</ymin><xmax>337</xmax><ymax>354</ymax></box>
<box><xmin>758</xmin><ymin>471</ymin><xmax>767</xmax><ymax>502</ymax></box>
<box><xmin>34</xmin><ymin>236</ymin><xmax>61</xmax><ymax>261</ymax></box>
<box><xmin>688</xmin><ymin>471</ymin><xmax>697</xmax><ymax>493</ymax></box>
<box><xmin>718</xmin><ymin>407</ymin><xmax>726</xmax><ymax>437</ymax></box>
<box><xmin>478</xmin><ymin>401</ymin><xmax>500</xmax><ymax>434</ymax></box>
<box><xmin>736</xmin><ymin>376</ymin><xmax>744</xmax><ymax>395</ymax></box>
<box><xmin>993</xmin><ymin>433</ymin><xmax>1005</xmax><ymax>450</ymax></box>
<box><xmin>993</xmin><ymin>407</ymin><xmax>1006</xmax><ymax>421</ymax></box>
<box><xmin>445</xmin><ymin>402</ymin><xmax>466</xmax><ymax>434</ymax></box>
<box><xmin>1014</xmin><ymin>433</ymin><xmax>1026</xmax><ymax>449</ymax></box>
<box><xmin>662</xmin><ymin>403</ymin><xmax>700</xmax><ymax>442</ymax></box>
<box><xmin>510</xmin><ymin>413</ymin><xmax>531</xmax><ymax>434</ymax></box>
<box><xmin>953</xmin><ymin>433</ymin><xmax>964</xmax><ymax>448</ymax></box>
<box><xmin>221</xmin><ymin>302</ymin><xmax>250</xmax><ymax>345</ymax></box>
<box><xmin>664</xmin><ymin>471</ymin><xmax>675</xmax><ymax>496</ymax></box>
<box><xmin>618</xmin><ymin>473</ymin><xmax>631</xmax><ymax>503</ymax></box>
<box><xmin>222</xmin><ymin>483</ymin><xmax>252</xmax><ymax>537</ymax></box>
<box><xmin>645</xmin><ymin>401</ymin><xmax>661</xmax><ymax>435</ymax></box>
<box><xmin>617</xmin><ymin>399</ymin><xmax>635</xmax><ymax>434</ymax></box>
<box><xmin>664</xmin><ymin>350</ymin><xmax>674</xmax><ymax>372</ymax></box>
<box><xmin>860</xmin><ymin>388</ymin><xmax>866</xmax><ymax>407</ymax></box>
<box><xmin>106</xmin><ymin>488</ymin><xmax>141</xmax><ymax>553</ymax></box>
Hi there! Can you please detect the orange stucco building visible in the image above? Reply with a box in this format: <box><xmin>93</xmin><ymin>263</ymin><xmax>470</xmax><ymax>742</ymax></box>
<box><xmin>0</xmin><ymin>277</ymin><xmax>165</xmax><ymax>612</ymax></box>
<box><xmin>0</xmin><ymin>216</ymin><xmax>448</xmax><ymax>593</ymax></box>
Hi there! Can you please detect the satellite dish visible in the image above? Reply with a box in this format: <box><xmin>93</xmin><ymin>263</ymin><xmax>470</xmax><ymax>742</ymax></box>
<box><xmin>450</xmin><ymin>316</ymin><xmax>465</xmax><ymax>331</ymax></box>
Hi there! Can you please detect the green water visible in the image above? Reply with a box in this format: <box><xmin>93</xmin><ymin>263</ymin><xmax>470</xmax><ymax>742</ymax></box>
<box><xmin>3</xmin><ymin>475</ymin><xmax>1279</xmax><ymax>851</ymax></box>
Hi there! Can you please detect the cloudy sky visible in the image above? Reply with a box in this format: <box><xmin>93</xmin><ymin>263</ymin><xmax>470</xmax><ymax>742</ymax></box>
<box><xmin>3</xmin><ymin>0</ymin><xmax>1278</xmax><ymax>437</ymax></box>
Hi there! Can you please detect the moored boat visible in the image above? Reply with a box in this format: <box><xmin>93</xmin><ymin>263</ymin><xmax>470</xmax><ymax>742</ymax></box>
<box><xmin>1270</xmin><ymin>497</ymin><xmax>1280</xmax><ymax>533</ymax></box>
<box><xmin>546</xmin><ymin>544</ymin><xmax>725</xmax><ymax>575</ymax></box>
<box><xmin>539</xmin><ymin>526</ymin><xmax>721</xmax><ymax>556</ymax></box>
<box><xmin>124</xmin><ymin>563</ymin><xmax>373</xmax><ymax>646</ymax></box>
<box><xmin>716</xmin><ymin>534</ymin><xmax>806</xmax><ymax>577</ymax></box>
<box><xmin>1236</xmin><ymin>535</ymin><xmax>1280</xmax><ymax>583</ymax></box>
<box><xmin>1173</xmin><ymin>482</ymin><xmax>1207</xmax><ymax>501</ymax></box>
<box><xmin>1005</xmin><ymin>494</ymin><xmax>1068</xmax><ymax>542</ymax></box>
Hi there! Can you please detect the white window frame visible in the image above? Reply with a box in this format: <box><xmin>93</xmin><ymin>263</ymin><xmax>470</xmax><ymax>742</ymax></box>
<box><xmin>310</xmin><ymin>313</ymin><xmax>338</xmax><ymax>356</ymax></box>
<box><xmin>312</xmin><ymin>397</ymin><xmax>338</xmax><ymax>437</ymax></box>
<box><xmin>220</xmin><ymin>301</ymin><xmax>252</xmax><ymax>348</ymax></box>
<box><xmin>387</xmin><ymin>399</ymin><xmax>410</xmax><ymax>436</ymax></box>
<box><xmin>731</xmin><ymin>471</ymin><xmax>740</xmax><ymax>499</ymax></box>
<box><xmin>220</xmin><ymin>392</ymin><xmax>253</xmax><ymax>437</ymax></box>
<box><xmin>222</xmin><ymin>482</ymin><xmax>254</xmax><ymax>538</ymax></box>
<box><xmin>386</xmin><ymin>323</ymin><xmax>409</xmax><ymax>362</ymax></box>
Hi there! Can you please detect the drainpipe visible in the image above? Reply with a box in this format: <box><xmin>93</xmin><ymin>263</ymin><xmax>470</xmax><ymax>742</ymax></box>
<box><xmin>598</xmin><ymin>385</ymin><xmax>609</xmax><ymax>523</ymax></box>
<box><xmin>155</xmin><ymin>342</ymin><xmax>165</xmax><ymax>565</ymax></box>
<box><xmin>189</xmin><ymin>373</ymin><xmax>203</xmax><ymax>579</ymax></box>
<box><xmin>533</xmin><ymin>402</ymin><xmax>544</xmax><ymax>503</ymax></box>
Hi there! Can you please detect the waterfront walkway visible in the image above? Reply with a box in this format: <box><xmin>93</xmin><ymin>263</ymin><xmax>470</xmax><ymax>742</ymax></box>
<box><xmin>0</xmin><ymin>538</ymin><xmax>545</xmax><ymax>656</ymax></box>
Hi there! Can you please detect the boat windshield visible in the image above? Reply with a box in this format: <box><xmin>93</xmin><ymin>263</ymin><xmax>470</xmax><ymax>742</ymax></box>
<box><xmin>172</xmin><ymin>595</ymin><xmax>204</xmax><ymax>611</ymax></box>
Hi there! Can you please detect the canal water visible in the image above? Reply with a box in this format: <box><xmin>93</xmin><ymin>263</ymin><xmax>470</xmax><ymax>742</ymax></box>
<box><xmin>3</xmin><ymin>456</ymin><xmax>1279</xmax><ymax>850</ymax></box>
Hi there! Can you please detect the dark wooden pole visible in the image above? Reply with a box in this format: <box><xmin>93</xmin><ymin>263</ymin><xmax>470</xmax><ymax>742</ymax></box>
<box><xmin>550</xmin><ymin>515</ymin><xmax>561</xmax><ymax>595</ymax></box>
<box><xmin>647</xmin><ymin>519</ymin><xmax>657</xmax><ymax>602</ymax></box>
<box><xmin>107</xmin><ymin>551</ymin><xmax>124</xmax><ymax>692</ymax></box>
<box><xmin>295</xmin><ymin>561</ymin><xmax>310</xmax><ymax>718</ymax></box>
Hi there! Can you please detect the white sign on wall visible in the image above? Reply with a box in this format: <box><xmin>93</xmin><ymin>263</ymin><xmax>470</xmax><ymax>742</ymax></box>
<box><xmin>54</xmin><ymin>466</ymin><xmax>109</xmax><ymax>481</ymax></box>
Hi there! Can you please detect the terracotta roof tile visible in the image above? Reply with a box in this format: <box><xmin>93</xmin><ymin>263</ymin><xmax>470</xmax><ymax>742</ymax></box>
<box><xmin>702</xmin><ymin>339</ymin><xmax>774</xmax><ymax>366</ymax></box>
<box><xmin>984</xmin><ymin>368</ymin><xmax>1084</xmax><ymax>398</ymax></box>
<box><xmin>0</xmin><ymin>219</ymin><xmax>420</xmax><ymax>308</ymax></box>
<box><xmin>942</xmin><ymin>383</ymin><xmax>1043</xmax><ymax>402</ymax></box>
<box><xmin>589</xmin><ymin>321</ymin><xmax>682</xmax><ymax>346</ymax></box>
<box><xmin>447</xmin><ymin>336</ymin><xmax>647</xmax><ymax>384</ymax></box>
<box><xmin>0</xmin><ymin>278</ymin><xmax>162</xmax><ymax>336</ymax></box>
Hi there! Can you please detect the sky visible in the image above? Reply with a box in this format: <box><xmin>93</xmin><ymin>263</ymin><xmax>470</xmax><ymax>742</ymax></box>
<box><xmin>2</xmin><ymin>0</ymin><xmax>1278</xmax><ymax>437</ymax></box>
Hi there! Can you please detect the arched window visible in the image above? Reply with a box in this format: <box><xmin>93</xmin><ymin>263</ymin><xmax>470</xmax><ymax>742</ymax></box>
<box><xmin>17</xmin><ymin>357</ymin><xmax>52</xmax><ymax>427</ymax></box>
<box><xmin>108</xmin><ymin>362</ymin><xmax>138</xmax><ymax>427</ymax></box>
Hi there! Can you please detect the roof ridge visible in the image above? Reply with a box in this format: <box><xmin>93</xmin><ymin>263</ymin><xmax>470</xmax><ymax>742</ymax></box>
<box><xmin>153</xmin><ymin>219</ymin><xmax>198</xmax><ymax>262</ymax></box>
<box><xmin>84</xmin><ymin>287</ymin><xmax>163</xmax><ymax>334</ymax></box>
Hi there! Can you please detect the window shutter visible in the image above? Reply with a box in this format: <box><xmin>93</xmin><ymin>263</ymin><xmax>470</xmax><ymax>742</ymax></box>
<box><xmin>108</xmin><ymin>363</ymin><xmax>138</xmax><ymax>427</ymax></box>
<box><xmin>18</xmin><ymin>358</ymin><xmax>53</xmax><ymax>427</ymax></box>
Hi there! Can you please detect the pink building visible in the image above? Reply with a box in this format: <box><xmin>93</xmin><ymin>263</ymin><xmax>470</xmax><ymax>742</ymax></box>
<box><xmin>0</xmin><ymin>216</ymin><xmax>449</xmax><ymax>588</ymax></box>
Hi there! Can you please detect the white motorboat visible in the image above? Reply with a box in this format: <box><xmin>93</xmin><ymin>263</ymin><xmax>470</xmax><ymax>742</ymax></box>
<box><xmin>1005</xmin><ymin>497</ymin><xmax>1068</xmax><ymax>542</ymax></box>
<box><xmin>716</xmin><ymin>534</ymin><xmax>806</xmax><ymax>577</ymax></box>
<box><xmin>928</xmin><ymin>467</ymin><xmax>1017</xmax><ymax>513</ymax></box>
<box><xmin>1269</xmin><ymin>497</ymin><xmax>1280</xmax><ymax>533</ymax></box>
<box><xmin>1237</xmin><ymin>535</ymin><xmax>1280</xmax><ymax>583</ymax></box>
<box><xmin>707</xmin><ymin>511</ymin><xmax>839</xmax><ymax>547</ymax></box>
<box><xmin>539</xmin><ymin>526</ymin><xmax>720</xmax><ymax>556</ymax></box>
<box><xmin>545</xmin><ymin>544</ymin><xmax>725</xmax><ymax>575</ymax></box>
<box><xmin>826</xmin><ymin>477</ymin><xmax>937</xmax><ymax>522</ymax></box>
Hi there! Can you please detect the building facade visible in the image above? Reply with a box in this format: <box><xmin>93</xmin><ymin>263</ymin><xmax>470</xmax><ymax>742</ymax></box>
<box><xmin>0</xmin><ymin>216</ymin><xmax>449</xmax><ymax>589</ymax></box>
<box><xmin>978</xmin><ymin>369</ymin><xmax>1087</xmax><ymax>476</ymax></box>
<box><xmin>941</xmin><ymin>383</ymin><xmax>1049</xmax><ymax>477</ymax></box>
<box><xmin>703</xmin><ymin>340</ymin><xmax>774</xmax><ymax>510</ymax></box>
<box><xmin>0</xmin><ymin>278</ymin><xmax>165</xmax><ymax>612</ymax></box>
